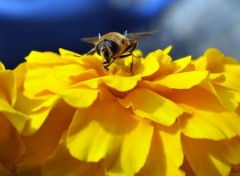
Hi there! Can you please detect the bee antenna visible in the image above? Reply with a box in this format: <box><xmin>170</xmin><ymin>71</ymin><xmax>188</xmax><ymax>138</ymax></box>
<box><xmin>123</xmin><ymin>30</ymin><xmax>128</xmax><ymax>36</ymax></box>
<box><xmin>98</xmin><ymin>33</ymin><xmax>101</xmax><ymax>39</ymax></box>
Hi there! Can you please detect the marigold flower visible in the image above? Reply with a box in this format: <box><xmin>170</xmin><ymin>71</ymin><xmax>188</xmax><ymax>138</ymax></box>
<box><xmin>1</xmin><ymin>47</ymin><xmax>240</xmax><ymax>176</ymax></box>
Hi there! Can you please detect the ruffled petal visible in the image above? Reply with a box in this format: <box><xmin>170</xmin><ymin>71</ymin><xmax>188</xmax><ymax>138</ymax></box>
<box><xmin>0</xmin><ymin>115</ymin><xmax>25</xmax><ymax>167</ymax></box>
<box><xmin>16</xmin><ymin>101</ymin><xmax>75</xmax><ymax>172</ymax></box>
<box><xmin>67</xmin><ymin>100</ymin><xmax>153</xmax><ymax>175</ymax></box>
<box><xmin>14</xmin><ymin>94</ymin><xmax>61</xmax><ymax>135</ymax></box>
<box><xmin>200</xmin><ymin>80</ymin><xmax>240</xmax><ymax>111</ymax></box>
<box><xmin>155</xmin><ymin>71</ymin><xmax>209</xmax><ymax>89</ymax></box>
<box><xmin>179</xmin><ymin>111</ymin><xmax>240</xmax><ymax>140</ymax></box>
<box><xmin>0</xmin><ymin>101</ymin><xmax>27</xmax><ymax>133</ymax></box>
<box><xmin>213</xmin><ymin>85</ymin><xmax>240</xmax><ymax>111</ymax></box>
<box><xmin>137</xmin><ymin>124</ymin><xmax>184</xmax><ymax>176</ymax></box>
<box><xmin>102</xmin><ymin>75</ymin><xmax>141</xmax><ymax>91</ymax></box>
<box><xmin>61</xmin><ymin>88</ymin><xmax>99</xmax><ymax>108</ymax></box>
<box><xmin>0</xmin><ymin>70</ymin><xmax>16</xmax><ymax>105</ymax></box>
<box><xmin>171</xmin><ymin>56</ymin><xmax>192</xmax><ymax>73</ymax></box>
<box><xmin>53</xmin><ymin>64</ymin><xmax>86</xmax><ymax>81</ymax></box>
<box><xmin>13</xmin><ymin>63</ymin><xmax>27</xmax><ymax>91</ymax></box>
<box><xmin>172</xmin><ymin>87</ymin><xmax>240</xmax><ymax>140</ymax></box>
<box><xmin>118</xmin><ymin>88</ymin><xmax>183</xmax><ymax>126</ymax></box>
<box><xmin>24</xmin><ymin>63</ymin><xmax>53</xmax><ymax>96</ymax></box>
<box><xmin>59</xmin><ymin>48</ymin><xmax>81</xmax><ymax>57</ymax></box>
<box><xmin>42</xmin><ymin>133</ymin><xmax>104</xmax><ymax>176</ymax></box>
<box><xmin>214</xmin><ymin>73</ymin><xmax>240</xmax><ymax>91</ymax></box>
<box><xmin>136</xmin><ymin>54</ymin><xmax>159</xmax><ymax>77</ymax></box>
<box><xmin>182</xmin><ymin>135</ymin><xmax>240</xmax><ymax>176</ymax></box>
<box><xmin>26</xmin><ymin>51</ymin><xmax>65</xmax><ymax>65</ymax></box>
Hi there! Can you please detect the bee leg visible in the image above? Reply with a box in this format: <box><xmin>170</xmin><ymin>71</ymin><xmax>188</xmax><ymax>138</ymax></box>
<box><xmin>86</xmin><ymin>48</ymin><xmax>96</xmax><ymax>55</ymax></box>
<box><xmin>102</xmin><ymin>58</ymin><xmax>116</xmax><ymax>71</ymax></box>
<box><xmin>102</xmin><ymin>61</ymin><xmax>109</xmax><ymax>71</ymax></box>
<box><xmin>119</xmin><ymin>40</ymin><xmax>138</xmax><ymax>75</ymax></box>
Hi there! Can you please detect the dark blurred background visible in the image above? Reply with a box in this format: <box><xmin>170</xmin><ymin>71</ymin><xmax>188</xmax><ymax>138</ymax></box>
<box><xmin>0</xmin><ymin>0</ymin><xmax>239</xmax><ymax>69</ymax></box>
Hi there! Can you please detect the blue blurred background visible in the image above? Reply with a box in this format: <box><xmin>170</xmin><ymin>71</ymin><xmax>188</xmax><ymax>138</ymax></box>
<box><xmin>0</xmin><ymin>0</ymin><xmax>239</xmax><ymax>69</ymax></box>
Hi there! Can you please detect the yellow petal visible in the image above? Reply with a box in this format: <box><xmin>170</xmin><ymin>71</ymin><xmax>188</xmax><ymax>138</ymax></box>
<box><xmin>118</xmin><ymin>88</ymin><xmax>183</xmax><ymax>126</ymax></box>
<box><xmin>59</xmin><ymin>48</ymin><xmax>81</xmax><ymax>57</ymax></box>
<box><xmin>163</xmin><ymin>45</ymin><xmax>172</xmax><ymax>54</ymax></box>
<box><xmin>182</xmin><ymin>135</ymin><xmax>240</xmax><ymax>176</ymax></box>
<box><xmin>16</xmin><ymin>101</ymin><xmax>75</xmax><ymax>172</ymax></box>
<box><xmin>53</xmin><ymin>63</ymin><xmax>98</xmax><ymax>84</ymax></box>
<box><xmin>14</xmin><ymin>94</ymin><xmax>60</xmax><ymax>135</ymax></box>
<box><xmin>102</xmin><ymin>75</ymin><xmax>141</xmax><ymax>92</ymax></box>
<box><xmin>155</xmin><ymin>71</ymin><xmax>209</xmax><ymax>89</ymax></box>
<box><xmin>13</xmin><ymin>63</ymin><xmax>27</xmax><ymax>91</ymax></box>
<box><xmin>0</xmin><ymin>101</ymin><xmax>27</xmax><ymax>133</ymax></box>
<box><xmin>43</xmin><ymin>133</ymin><xmax>104</xmax><ymax>176</ymax></box>
<box><xmin>213</xmin><ymin>85</ymin><xmax>240</xmax><ymax>111</ymax></box>
<box><xmin>138</xmin><ymin>80</ymin><xmax>172</xmax><ymax>95</ymax></box>
<box><xmin>180</xmin><ymin>158</ymin><xmax>196</xmax><ymax>176</ymax></box>
<box><xmin>24</xmin><ymin>64</ymin><xmax>53</xmax><ymax>96</ymax></box>
<box><xmin>61</xmin><ymin>88</ymin><xmax>98</xmax><ymax>108</ymax></box>
<box><xmin>200</xmin><ymin>80</ymin><xmax>240</xmax><ymax>111</ymax></box>
<box><xmin>173</xmin><ymin>87</ymin><xmax>240</xmax><ymax>140</ymax></box>
<box><xmin>67</xmin><ymin>100</ymin><xmax>153</xmax><ymax>175</ymax></box>
<box><xmin>225</xmin><ymin>64</ymin><xmax>240</xmax><ymax>78</ymax></box>
<box><xmin>214</xmin><ymin>73</ymin><xmax>240</xmax><ymax>91</ymax></box>
<box><xmin>136</xmin><ymin>54</ymin><xmax>159</xmax><ymax>77</ymax></box>
<box><xmin>137</xmin><ymin>124</ymin><xmax>184</xmax><ymax>176</ymax></box>
<box><xmin>26</xmin><ymin>51</ymin><xmax>64</xmax><ymax>65</ymax></box>
<box><xmin>172</xmin><ymin>56</ymin><xmax>192</xmax><ymax>73</ymax></box>
<box><xmin>193</xmin><ymin>56</ymin><xmax>207</xmax><ymax>71</ymax></box>
<box><xmin>45</xmin><ymin>74</ymin><xmax>69</xmax><ymax>94</ymax></box>
<box><xmin>0</xmin><ymin>62</ymin><xmax>5</xmax><ymax>70</ymax></box>
<box><xmin>99</xmin><ymin>87</ymin><xmax>116</xmax><ymax>101</ymax></box>
<box><xmin>113</xmin><ymin>117</ymin><xmax>153</xmax><ymax>176</ymax></box>
<box><xmin>74</xmin><ymin>77</ymin><xmax>101</xmax><ymax>89</ymax></box>
<box><xmin>0</xmin><ymin>115</ymin><xmax>25</xmax><ymax>165</ymax></box>
<box><xmin>179</xmin><ymin>111</ymin><xmax>240</xmax><ymax>140</ymax></box>
<box><xmin>145</xmin><ymin>49</ymin><xmax>173</xmax><ymax>79</ymax></box>
<box><xmin>220</xmin><ymin>137</ymin><xmax>240</xmax><ymax>165</ymax></box>
<box><xmin>53</xmin><ymin>64</ymin><xmax>86</xmax><ymax>81</ymax></box>
<box><xmin>0</xmin><ymin>70</ymin><xmax>16</xmax><ymax>105</ymax></box>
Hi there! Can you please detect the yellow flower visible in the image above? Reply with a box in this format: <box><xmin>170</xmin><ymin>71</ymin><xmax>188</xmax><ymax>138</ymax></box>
<box><xmin>5</xmin><ymin>47</ymin><xmax>240</xmax><ymax>176</ymax></box>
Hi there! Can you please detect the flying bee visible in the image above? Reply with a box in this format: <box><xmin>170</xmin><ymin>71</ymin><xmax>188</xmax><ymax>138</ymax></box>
<box><xmin>81</xmin><ymin>30</ymin><xmax>157</xmax><ymax>73</ymax></box>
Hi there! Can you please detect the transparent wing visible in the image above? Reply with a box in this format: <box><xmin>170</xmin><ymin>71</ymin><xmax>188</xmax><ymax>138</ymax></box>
<box><xmin>125</xmin><ymin>30</ymin><xmax>159</xmax><ymax>41</ymax></box>
<box><xmin>81</xmin><ymin>36</ymin><xmax>99</xmax><ymax>44</ymax></box>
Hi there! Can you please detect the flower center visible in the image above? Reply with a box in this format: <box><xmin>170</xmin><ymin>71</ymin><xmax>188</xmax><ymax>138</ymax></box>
<box><xmin>108</xmin><ymin>50</ymin><xmax>143</xmax><ymax>76</ymax></box>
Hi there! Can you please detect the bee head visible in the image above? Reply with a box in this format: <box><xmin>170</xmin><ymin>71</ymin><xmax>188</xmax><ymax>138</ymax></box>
<box><xmin>96</xmin><ymin>40</ymin><xmax>119</xmax><ymax>63</ymax></box>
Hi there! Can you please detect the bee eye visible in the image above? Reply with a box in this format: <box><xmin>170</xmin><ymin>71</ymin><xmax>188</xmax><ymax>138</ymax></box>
<box><xmin>108</xmin><ymin>40</ymin><xmax>119</xmax><ymax>54</ymax></box>
<box><xmin>103</xmin><ymin>49</ymin><xmax>109</xmax><ymax>58</ymax></box>
<box><xmin>96</xmin><ymin>40</ymin><xmax>119</xmax><ymax>55</ymax></box>
<box><xmin>96</xmin><ymin>42</ymin><xmax>103</xmax><ymax>55</ymax></box>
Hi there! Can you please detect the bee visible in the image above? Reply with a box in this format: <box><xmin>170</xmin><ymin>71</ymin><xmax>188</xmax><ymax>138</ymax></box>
<box><xmin>81</xmin><ymin>30</ymin><xmax>156</xmax><ymax>73</ymax></box>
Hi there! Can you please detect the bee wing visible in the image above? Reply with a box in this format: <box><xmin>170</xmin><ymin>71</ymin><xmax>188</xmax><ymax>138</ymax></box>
<box><xmin>125</xmin><ymin>31</ymin><xmax>159</xmax><ymax>41</ymax></box>
<box><xmin>81</xmin><ymin>36</ymin><xmax>100</xmax><ymax>44</ymax></box>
